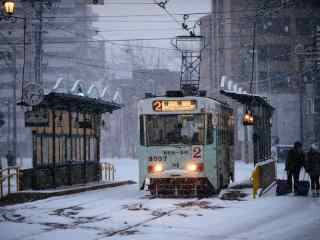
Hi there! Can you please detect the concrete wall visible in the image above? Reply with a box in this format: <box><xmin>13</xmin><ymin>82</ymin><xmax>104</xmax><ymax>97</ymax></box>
<box><xmin>269</xmin><ymin>93</ymin><xmax>301</xmax><ymax>145</ymax></box>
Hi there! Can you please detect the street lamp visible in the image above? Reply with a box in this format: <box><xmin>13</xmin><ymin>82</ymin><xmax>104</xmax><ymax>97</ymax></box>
<box><xmin>243</xmin><ymin>110</ymin><xmax>255</xmax><ymax>126</ymax></box>
<box><xmin>3</xmin><ymin>0</ymin><xmax>15</xmax><ymax>15</ymax></box>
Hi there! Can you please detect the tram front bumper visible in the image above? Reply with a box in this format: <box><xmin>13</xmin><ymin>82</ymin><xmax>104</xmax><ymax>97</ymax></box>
<box><xmin>147</xmin><ymin>169</ymin><xmax>205</xmax><ymax>179</ymax></box>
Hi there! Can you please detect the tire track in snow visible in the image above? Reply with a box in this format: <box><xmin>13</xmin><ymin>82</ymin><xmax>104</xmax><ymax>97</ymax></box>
<box><xmin>95</xmin><ymin>207</ymin><xmax>180</xmax><ymax>239</ymax></box>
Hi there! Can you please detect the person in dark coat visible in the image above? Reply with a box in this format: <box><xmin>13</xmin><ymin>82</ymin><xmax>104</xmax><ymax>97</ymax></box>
<box><xmin>306</xmin><ymin>143</ymin><xmax>320</xmax><ymax>197</ymax></box>
<box><xmin>285</xmin><ymin>141</ymin><xmax>305</xmax><ymax>194</ymax></box>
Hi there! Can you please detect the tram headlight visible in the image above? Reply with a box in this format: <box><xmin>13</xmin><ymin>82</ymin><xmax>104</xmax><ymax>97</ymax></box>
<box><xmin>186</xmin><ymin>162</ymin><xmax>204</xmax><ymax>172</ymax></box>
<box><xmin>148</xmin><ymin>163</ymin><xmax>164</xmax><ymax>173</ymax></box>
<box><xmin>187</xmin><ymin>163</ymin><xmax>197</xmax><ymax>171</ymax></box>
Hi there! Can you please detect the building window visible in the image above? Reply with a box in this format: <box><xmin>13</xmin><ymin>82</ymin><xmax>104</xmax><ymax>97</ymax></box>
<box><xmin>270</xmin><ymin>72</ymin><xmax>290</xmax><ymax>89</ymax></box>
<box><xmin>314</xmin><ymin>97</ymin><xmax>320</xmax><ymax>113</ymax></box>
<box><xmin>306</xmin><ymin>98</ymin><xmax>314</xmax><ymax>115</ymax></box>
<box><xmin>296</xmin><ymin>18</ymin><xmax>320</xmax><ymax>35</ymax></box>
<box><xmin>256</xmin><ymin>17</ymin><xmax>290</xmax><ymax>35</ymax></box>
<box><xmin>258</xmin><ymin>45</ymin><xmax>291</xmax><ymax>62</ymax></box>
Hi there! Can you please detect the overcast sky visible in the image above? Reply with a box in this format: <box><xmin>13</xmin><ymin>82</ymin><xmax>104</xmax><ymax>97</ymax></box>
<box><xmin>89</xmin><ymin>1</ymin><xmax>211</xmax><ymax>75</ymax></box>
<box><xmin>92</xmin><ymin>0</ymin><xmax>211</xmax><ymax>47</ymax></box>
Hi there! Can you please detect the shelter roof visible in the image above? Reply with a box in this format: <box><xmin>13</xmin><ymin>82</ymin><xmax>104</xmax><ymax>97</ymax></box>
<box><xmin>220</xmin><ymin>90</ymin><xmax>274</xmax><ymax>111</ymax></box>
<box><xmin>37</xmin><ymin>92</ymin><xmax>122</xmax><ymax>113</ymax></box>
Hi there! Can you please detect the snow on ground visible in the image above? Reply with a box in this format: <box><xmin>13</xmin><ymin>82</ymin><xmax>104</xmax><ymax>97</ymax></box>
<box><xmin>0</xmin><ymin>159</ymin><xmax>319</xmax><ymax>240</ymax></box>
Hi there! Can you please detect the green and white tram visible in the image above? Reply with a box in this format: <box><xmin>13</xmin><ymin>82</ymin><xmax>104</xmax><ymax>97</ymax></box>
<box><xmin>138</xmin><ymin>92</ymin><xmax>235</xmax><ymax>197</ymax></box>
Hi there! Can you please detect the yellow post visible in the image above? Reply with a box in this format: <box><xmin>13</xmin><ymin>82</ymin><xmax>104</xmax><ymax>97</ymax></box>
<box><xmin>252</xmin><ymin>166</ymin><xmax>261</xmax><ymax>199</ymax></box>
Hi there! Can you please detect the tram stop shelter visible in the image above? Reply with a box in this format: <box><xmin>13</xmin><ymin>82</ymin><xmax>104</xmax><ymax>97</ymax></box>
<box><xmin>221</xmin><ymin>90</ymin><xmax>275</xmax><ymax>190</ymax></box>
<box><xmin>221</xmin><ymin>90</ymin><xmax>274</xmax><ymax>164</ymax></box>
<box><xmin>22</xmin><ymin>92</ymin><xmax>121</xmax><ymax>190</ymax></box>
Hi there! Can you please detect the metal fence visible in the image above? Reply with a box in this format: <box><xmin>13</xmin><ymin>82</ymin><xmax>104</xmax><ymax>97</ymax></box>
<box><xmin>100</xmin><ymin>162</ymin><xmax>115</xmax><ymax>182</ymax></box>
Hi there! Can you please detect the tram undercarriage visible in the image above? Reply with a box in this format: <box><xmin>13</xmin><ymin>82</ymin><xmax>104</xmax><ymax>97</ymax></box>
<box><xmin>148</xmin><ymin>177</ymin><xmax>215</xmax><ymax>198</ymax></box>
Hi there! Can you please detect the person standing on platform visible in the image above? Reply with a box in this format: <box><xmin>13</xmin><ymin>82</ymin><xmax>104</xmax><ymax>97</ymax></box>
<box><xmin>306</xmin><ymin>143</ymin><xmax>320</xmax><ymax>197</ymax></box>
<box><xmin>285</xmin><ymin>141</ymin><xmax>305</xmax><ymax>194</ymax></box>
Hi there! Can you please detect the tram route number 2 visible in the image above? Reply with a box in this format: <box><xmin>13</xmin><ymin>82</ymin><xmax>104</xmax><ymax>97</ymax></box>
<box><xmin>192</xmin><ymin>145</ymin><xmax>203</xmax><ymax>161</ymax></box>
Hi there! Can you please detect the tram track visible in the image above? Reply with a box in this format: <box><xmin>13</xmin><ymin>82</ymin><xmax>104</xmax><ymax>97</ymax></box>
<box><xmin>95</xmin><ymin>207</ymin><xmax>179</xmax><ymax>239</ymax></box>
<box><xmin>1</xmin><ymin>184</ymin><xmax>177</xmax><ymax>239</ymax></box>
<box><xmin>1</xmin><ymin>182</ymin><xmax>224</xmax><ymax>239</ymax></box>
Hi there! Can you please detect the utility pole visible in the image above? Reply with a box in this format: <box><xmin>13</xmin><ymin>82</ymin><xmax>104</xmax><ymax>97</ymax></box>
<box><xmin>0</xmin><ymin>32</ymin><xmax>17</xmax><ymax>165</ymax></box>
<box><xmin>209</xmin><ymin>3</ymin><xmax>213</xmax><ymax>95</ymax></box>
<box><xmin>34</xmin><ymin>0</ymin><xmax>43</xmax><ymax>85</ymax></box>
<box><xmin>298</xmin><ymin>56</ymin><xmax>304</xmax><ymax>145</ymax></box>
<box><xmin>7</xmin><ymin>101</ymin><xmax>11</xmax><ymax>153</ymax></box>
<box><xmin>12</xmin><ymin>45</ymin><xmax>17</xmax><ymax>165</ymax></box>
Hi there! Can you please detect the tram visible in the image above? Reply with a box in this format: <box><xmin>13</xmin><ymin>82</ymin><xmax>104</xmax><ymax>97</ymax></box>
<box><xmin>137</xmin><ymin>91</ymin><xmax>235</xmax><ymax>197</ymax></box>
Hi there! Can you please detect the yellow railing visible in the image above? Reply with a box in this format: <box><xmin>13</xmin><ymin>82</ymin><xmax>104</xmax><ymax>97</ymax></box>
<box><xmin>0</xmin><ymin>167</ymin><xmax>20</xmax><ymax>199</ymax></box>
<box><xmin>100</xmin><ymin>163</ymin><xmax>115</xmax><ymax>182</ymax></box>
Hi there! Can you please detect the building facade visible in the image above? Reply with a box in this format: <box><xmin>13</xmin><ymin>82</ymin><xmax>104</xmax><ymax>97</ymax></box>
<box><xmin>0</xmin><ymin>0</ymin><xmax>107</xmax><ymax>163</ymax></box>
<box><xmin>200</xmin><ymin>0</ymin><xmax>320</xmax><ymax>149</ymax></box>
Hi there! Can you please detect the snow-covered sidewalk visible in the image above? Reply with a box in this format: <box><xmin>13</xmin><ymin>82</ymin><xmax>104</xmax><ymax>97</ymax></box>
<box><xmin>0</xmin><ymin>159</ymin><xmax>319</xmax><ymax>240</ymax></box>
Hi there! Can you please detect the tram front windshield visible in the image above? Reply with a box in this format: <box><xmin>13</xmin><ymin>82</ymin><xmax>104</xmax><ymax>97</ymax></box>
<box><xmin>145</xmin><ymin>114</ymin><xmax>205</xmax><ymax>145</ymax></box>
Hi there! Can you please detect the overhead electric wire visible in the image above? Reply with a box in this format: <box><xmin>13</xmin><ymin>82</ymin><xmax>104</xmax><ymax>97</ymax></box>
<box><xmin>43</xmin><ymin>19</ymin><xmax>180</xmax><ymax>52</ymax></box>
<box><xmin>43</xmin><ymin>19</ymin><xmax>199</xmax><ymax>23</ymax></box>
<box><xmin>41</xmin><ymin>12</ymin><xmax>211</xmax><ymax>19</ymax></box>
<box><xmin>41</xmin><ymin>7</ymin><xmax>265</xmax><ymax>20</ymax></box>
<box><xmin>39</xmin><ymin>37</ymin><xmax>175</xmax><ymax>45</ymax></box>
<box><xmin>91</xmin><ymin>1</ymin><xmax>156</xmax><ymax>5</ymax></box>
<box><xmin>95</xmin><ymin>27</ymin><xmax>184</xmax><ymax>32</ymax></box>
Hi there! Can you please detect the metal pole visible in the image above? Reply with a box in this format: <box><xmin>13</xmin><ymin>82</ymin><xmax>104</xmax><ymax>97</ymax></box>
<box><xmin>209</xmin><ymin>14</ymin><xmax>213</xmax><ymax>95</ymax></box>
<box><xmin>35</xmin><ymin>2</ymin><xmax>43</xmax><ymax>85</ymax></box>
<box><xmin>250</xmin><ymin>20</ymin><xmax>257</xmax><ymax>94</ymax></box>
<box><xmin>299</xmin><ymin>58</ymin><xmax>304</xmax><ymax>145</ymax></box>
<box><xmin>21</xmin><ymin>17</ymin><xmax>26</xmax><ymax>103</ymax></box>
<box><xmin>52</xmin><ymin>110</ymin><xmax>56</xmax><ymax>188</ymax></box>
<box><xmin>12</xmin><ymin>45</ymin><xmax>17</xmax><ymax>166</ymax></box>
<box><xmin>7</xmin><ymin>101</ymin><xmax>11</xmax><ymax>152</ymax></box>
<box><xmin>255</xmin><ymin>48</ymin><xmax>259</xmax><ymax>94</ymax></box>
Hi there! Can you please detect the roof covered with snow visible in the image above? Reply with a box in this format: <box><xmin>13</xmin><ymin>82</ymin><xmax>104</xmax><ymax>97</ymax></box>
<box><xmin>37</xmin><ymin>92</ymin><xmax>122</xmax><ymax>113</ymax></box>
<box><xmin>220</xmin><ymin>90</ymin><xmax>274</xmax><ymax>110</ymax></box>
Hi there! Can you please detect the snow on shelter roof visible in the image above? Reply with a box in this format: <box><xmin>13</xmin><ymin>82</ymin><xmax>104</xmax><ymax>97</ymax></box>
<box><xmin>220</xmin><ymin>90</ymin><xmax>274</xmax><ymax>110</ymax></box>
<box><xmin>37</xmin><ymin>92</ymin><xmax>122</xmax><ymax>113</ymax></box>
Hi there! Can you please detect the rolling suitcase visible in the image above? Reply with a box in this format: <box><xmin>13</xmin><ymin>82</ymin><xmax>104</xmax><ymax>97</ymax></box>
<box><xmin>295</xmin><ymin>172</ymin><xmax>310</xmax><ymax>196</ymax></box>
<box><xmin>296</xmin><ymin>181</ymin><xmax>310</xmax><ymax>196</ymax></box>
<box><xmin>276</xmin><ymin>179</ymin><xmax>291</xmax><ymax>196</ymax></box>
<box><xmin>294</xmin><ymin>171</ymin><xmax>310</xmax><ymax>196</ymax></box>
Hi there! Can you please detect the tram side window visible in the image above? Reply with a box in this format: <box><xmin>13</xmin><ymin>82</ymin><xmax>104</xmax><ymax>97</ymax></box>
<box><xmin>207</xmin><ymin>114</ymin><xmax>213</xmax><ymax>144</ymax></box>
<box><xmin>217</xmin><ymin>112</ymin><xmax>221</xmax><ymax>145</ymax></box>
<box><xmin>223</xmin><ymin>113</ymin><xmax>227</xmax><ymax>145</ymax></box>
<box><xmin>139</xmin><ymin>115</ymin><xmax>145</xmax><ymax>145</ymax></box>
<box><xmin>229</xmin><ymin>117</ymin><xmax>234</xmax><ymax>145</ymax></box>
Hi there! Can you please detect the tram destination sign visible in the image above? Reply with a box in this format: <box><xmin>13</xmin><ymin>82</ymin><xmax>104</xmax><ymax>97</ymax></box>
<box><xmin>152</xmin><ymin>100</ymin><xmax>197</xmax><ymax>112</ymax></box>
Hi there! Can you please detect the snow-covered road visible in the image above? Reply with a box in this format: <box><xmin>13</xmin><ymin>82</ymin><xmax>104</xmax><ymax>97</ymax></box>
<box><xmin>0</xmin><ymin>159</ymin><xmax>319</xmax><ymax>240</ymax></box>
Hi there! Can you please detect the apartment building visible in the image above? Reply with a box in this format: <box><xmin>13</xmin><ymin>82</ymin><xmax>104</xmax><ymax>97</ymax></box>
<box><xmin>200</xmin><ymin>0</ymin><xmax>320</xmax><ymax>148</ymax></box>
